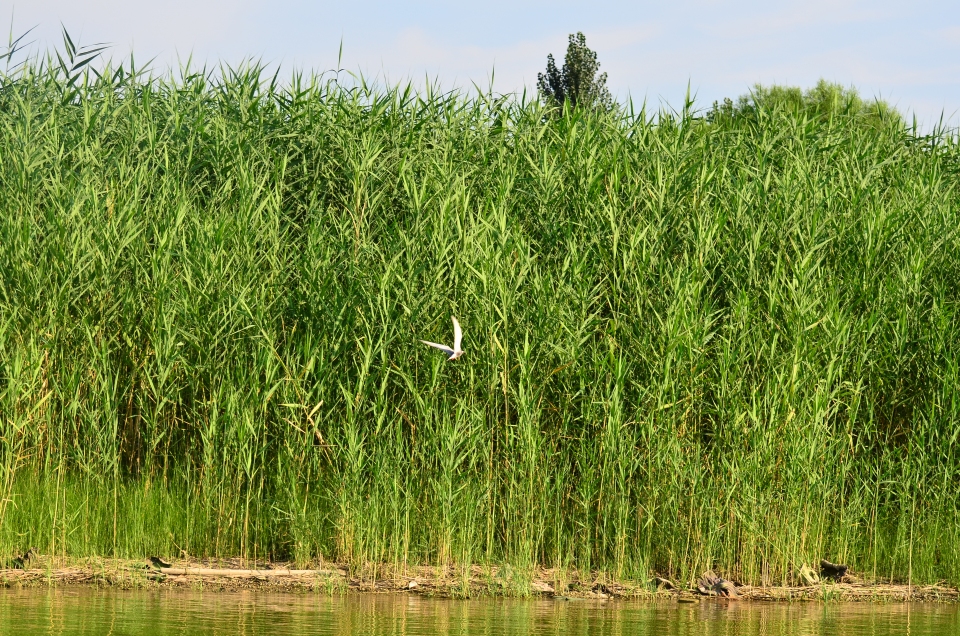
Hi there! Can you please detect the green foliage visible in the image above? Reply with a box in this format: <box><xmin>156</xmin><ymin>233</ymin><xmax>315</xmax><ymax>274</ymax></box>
<box><xmin>0</xmin><ymin>48</ymin><xmax>959</xmax><ymax>586</ymax></box>
<box><xmin>708</xmin><ymin>79</ymin><xmax>903</xmax><ymax>131</ymax></box>
<box><xmin>537</xmin><ymin>32</ymin><xmax>613</xmax><ymax>112</ymax></box>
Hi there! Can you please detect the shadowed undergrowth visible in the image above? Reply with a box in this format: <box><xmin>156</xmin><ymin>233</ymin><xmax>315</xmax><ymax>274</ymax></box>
<box><xmin>1</xmin><ymin>54</ymin><xmax>959</xmax><ymax>587</ymax></box>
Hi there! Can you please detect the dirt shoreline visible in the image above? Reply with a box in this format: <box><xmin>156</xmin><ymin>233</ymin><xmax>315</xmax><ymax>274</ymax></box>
<box><xmin>1</xmin><ymin>557</ymin><xmax>957</xmax><ymax>602</ymax></box>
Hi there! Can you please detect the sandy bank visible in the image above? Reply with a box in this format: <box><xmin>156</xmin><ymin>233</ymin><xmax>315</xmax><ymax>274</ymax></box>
<box><xmin>1</xmin><ymin>557</ymin><xmax>957</xmax><ymax>602</ymax></box>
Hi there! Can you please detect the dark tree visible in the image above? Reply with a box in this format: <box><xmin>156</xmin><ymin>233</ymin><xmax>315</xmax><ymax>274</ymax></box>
<box><xmin>537</xmin><ymin>32</ymin><xmax>613</xmax><ymax>112</ymax></box>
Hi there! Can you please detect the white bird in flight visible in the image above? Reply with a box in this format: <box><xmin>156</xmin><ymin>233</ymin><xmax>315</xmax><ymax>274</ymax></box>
<box><xmin>421</xmin><ymin>316</ymin><xmax>464</xmax><ymax>360</ymax></box>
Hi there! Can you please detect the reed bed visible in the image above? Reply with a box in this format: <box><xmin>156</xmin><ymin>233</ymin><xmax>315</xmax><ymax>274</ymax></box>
<box><xmin>1</xmin><ymin>53</ymin><xmax>959</xmax><ymax>587</ymax></box>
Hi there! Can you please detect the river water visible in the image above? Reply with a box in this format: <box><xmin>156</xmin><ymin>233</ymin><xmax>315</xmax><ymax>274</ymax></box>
<box><xmin>0</xmin><ymin>590</ymin><xmax>957</xmax><ymax>635</ymax></box>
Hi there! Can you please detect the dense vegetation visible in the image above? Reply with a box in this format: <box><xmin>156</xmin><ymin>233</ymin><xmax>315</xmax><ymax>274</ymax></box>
<box><xmin>708</xmin><ymin>79</ymin><xmax>903</xmax><ymax>130</ymax></box>
<box><xmin>1</xmin><ymin>51</ymin><xmax>959</xmax><ymax>587</ymax></box>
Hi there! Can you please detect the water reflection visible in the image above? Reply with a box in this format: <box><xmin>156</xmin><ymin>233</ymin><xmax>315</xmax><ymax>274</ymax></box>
<box><xmin>0</xmin><ymin>589</ymin><xmax>956</xmax><ymax>635</ymax></box>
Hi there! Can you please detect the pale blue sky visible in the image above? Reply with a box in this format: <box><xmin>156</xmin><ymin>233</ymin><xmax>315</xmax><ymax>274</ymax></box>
<box><xmin>8</xmin><ymin>1</ymin><xmax>960</xmax><ymax>125</ymax></box>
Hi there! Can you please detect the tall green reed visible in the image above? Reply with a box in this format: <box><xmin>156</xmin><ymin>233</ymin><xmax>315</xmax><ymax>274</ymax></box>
<box><xmin>1</xmin><ymin>52</ymin><xmax>959</xmax><ymax>585</ymax></box>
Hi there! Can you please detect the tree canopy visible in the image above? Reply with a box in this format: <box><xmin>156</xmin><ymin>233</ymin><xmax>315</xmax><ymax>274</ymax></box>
<box><xmin>707</xmin><ymin>80</ymin><xmax>902</xmax><ymax>130</ymax></box>
<box><xmin>537</xmin><ymin>32</ymin><xmax>613</xmax><ymax>112</ymax></box>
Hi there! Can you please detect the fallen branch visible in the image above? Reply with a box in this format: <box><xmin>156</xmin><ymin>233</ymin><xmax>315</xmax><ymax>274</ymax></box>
<box><xmin>158</xmin><ymin>567</ymin><xmax>345</xmax><ymax>578</ymax></box>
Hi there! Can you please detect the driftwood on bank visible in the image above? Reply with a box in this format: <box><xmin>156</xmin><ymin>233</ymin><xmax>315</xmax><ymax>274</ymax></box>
<box><xmin>158</xmin><ymin>567</ymin><xmax>346</xmax><ymax>578</ymax></box>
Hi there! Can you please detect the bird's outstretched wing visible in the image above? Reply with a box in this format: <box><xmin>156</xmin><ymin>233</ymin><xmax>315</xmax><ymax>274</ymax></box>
<box><xmin>452</xmin><ymin>316</ymin><xmax>462</xmax><ymax>351</ymax></box>
<box><xmin>421</xmin><ymin>340</ymin><xmax>455</xmax><ymax>356</ymax></box>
